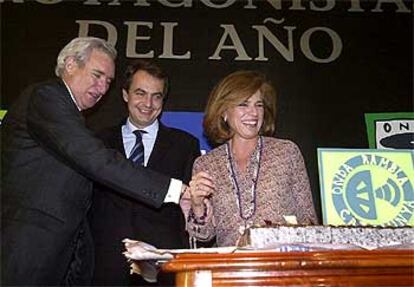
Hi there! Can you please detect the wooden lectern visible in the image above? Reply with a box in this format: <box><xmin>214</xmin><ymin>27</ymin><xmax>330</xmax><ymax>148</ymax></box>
<box><xmin>162</xmin><ymin>249</ymin><xmax>414</xmax><ymax>287</ymax></box>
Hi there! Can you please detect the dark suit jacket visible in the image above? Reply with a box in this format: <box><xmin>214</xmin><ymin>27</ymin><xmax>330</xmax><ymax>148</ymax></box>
<box><xmin>89</xmin><ymin>121</ymin><xmax>200</xmax><ymax>286</ymax></box>
<box><xmin>1</xmin><ymin>79</ymin><xmax>172</xmax><ymax>286</ymax></box>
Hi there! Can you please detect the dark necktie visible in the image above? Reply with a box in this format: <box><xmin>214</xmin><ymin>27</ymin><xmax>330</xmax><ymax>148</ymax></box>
<box><xmin>129</xmin><ymin>130</ymin><xmax>145</xmax><ymax>166</ymax></box>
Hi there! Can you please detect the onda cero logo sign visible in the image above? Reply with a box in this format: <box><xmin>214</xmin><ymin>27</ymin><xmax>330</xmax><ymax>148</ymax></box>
<box><xmin>318</xmin><ymin>149</ymin><xmax>414</xmax><ymax>227</ymax></box>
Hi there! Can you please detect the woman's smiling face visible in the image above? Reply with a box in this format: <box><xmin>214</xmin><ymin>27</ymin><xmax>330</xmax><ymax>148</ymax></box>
<box><xmin>224</xmin><ymin>89</ymin><xmax>264</xmax><ymax>141</ymax></box>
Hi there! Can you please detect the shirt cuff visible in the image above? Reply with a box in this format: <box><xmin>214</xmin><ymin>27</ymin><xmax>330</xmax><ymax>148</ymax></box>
<box><xmin>164</xmin><ymin>178</ymin><xmax>182</xmax><ymax>204</ymax></box>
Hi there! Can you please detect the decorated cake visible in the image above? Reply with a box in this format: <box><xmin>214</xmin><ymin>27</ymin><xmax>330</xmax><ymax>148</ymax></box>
<box><xmin>241</xmin><ymin>225</ymin><xmax>414</xmax><ymax>250</ymax></box>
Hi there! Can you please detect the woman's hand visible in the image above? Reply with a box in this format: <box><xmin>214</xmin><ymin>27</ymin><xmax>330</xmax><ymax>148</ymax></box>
<box><xmin>188</xmin><ymin>171</ymin><xmax>215</xmax><ymax>216</ymax></box>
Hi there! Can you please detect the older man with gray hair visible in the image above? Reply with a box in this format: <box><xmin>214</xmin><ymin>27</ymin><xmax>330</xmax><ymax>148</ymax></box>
<box><xmin>1</xmin><ymin>37</ymin><xmax>187</xmax><ymax>286</ymax></box>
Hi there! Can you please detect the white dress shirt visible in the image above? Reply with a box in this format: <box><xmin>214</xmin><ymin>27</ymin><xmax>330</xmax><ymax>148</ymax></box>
<box><xmin>122</xmin><ymin>118</ymin><xmax>159</xmax><ymax>167</ymax></box>
<box><xmin>122</xmin><ymin>118</ymin><xmax>183</xmax><ymax>204</ymax></box>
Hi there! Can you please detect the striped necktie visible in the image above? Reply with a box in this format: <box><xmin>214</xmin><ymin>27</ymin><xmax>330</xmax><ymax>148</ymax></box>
<box><xmin>129</xmin><ymin>130</ymin><xmax>145</xmax><ymax>166</ymax></box>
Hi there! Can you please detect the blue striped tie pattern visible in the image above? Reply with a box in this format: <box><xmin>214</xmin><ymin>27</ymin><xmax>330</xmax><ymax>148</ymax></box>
<box><xmin>129</xmin><ymin>130</ymin><xmax>145</xmax><ymax>166</ymax></box>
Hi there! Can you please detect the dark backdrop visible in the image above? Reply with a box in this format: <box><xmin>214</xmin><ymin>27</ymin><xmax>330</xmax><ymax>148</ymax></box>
<box><xmin>1</xmin><ymin>0</ymin><xmax>413</xmax><ymax>219</ymax></box>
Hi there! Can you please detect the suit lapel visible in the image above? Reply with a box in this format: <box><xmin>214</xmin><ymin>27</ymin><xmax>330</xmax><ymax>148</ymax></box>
<box><xmin>147</xmin><ymin>124</ymin><xmax>172</xmax><ymax>168</ymax></box>
<box><xmin>101</xmin><ymin>123</ymin><xmax>127</xmax><ymax>157</ymax></box>
<box><xmin>114</xmin><ymin>128</ymin><xmax>126</xmax><ymax>156</ymax></box>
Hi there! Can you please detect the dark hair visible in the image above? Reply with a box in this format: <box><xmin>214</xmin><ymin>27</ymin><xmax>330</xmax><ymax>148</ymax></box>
<box><xmin>122</xmin><ymin>59</ymin><xmax>169</xmax><ymax>96</ymax></box>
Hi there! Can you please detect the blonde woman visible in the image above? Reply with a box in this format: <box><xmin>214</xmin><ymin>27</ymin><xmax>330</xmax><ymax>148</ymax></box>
<box><xmin>182</xmin><ymin>71</ymin><xmax>318</xmax><ymax>247</ymax></box>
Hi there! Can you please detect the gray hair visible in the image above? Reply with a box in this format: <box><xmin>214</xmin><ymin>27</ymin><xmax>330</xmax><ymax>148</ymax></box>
<box><xmin>55</xmin><ymin>37</ymin><xmax>117</xmax><ymax>77</ymax></box>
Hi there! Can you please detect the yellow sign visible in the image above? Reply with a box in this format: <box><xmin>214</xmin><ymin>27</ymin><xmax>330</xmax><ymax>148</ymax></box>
<box><xmin>0</xmin><ymin>110</ymin><xmax>7</xmax><ymax>125</ymax></box>
<box><xmin>318</xmin><ymin>149</ymin><xmax>414</xmax><ymax>227</ymax></box>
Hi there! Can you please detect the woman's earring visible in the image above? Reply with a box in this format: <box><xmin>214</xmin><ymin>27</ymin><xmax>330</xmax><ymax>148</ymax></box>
<box><xmin>223</xmin><ymin>115</ymin><xmax>227</xmax><ymax>122</ymax></box>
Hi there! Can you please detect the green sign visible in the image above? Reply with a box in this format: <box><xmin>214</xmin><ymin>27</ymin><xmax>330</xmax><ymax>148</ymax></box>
<box><xmin>318</xmin><ymin>148</ymin><xmax>414</xmax><ymax>227</ymax></box>
<box><xmin>365</xmin><ymin>112</ymin><xmax>414</xmax><ymax>149</ymax></box>
<box><xmin>0</xmin><ymin>110</ymin><xmax>7</xmax><ymax>125</ymax></box>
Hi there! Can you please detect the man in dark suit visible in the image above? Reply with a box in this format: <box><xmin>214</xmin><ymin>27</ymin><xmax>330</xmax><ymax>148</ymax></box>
<box><xmin>1</xmin><ymin>37</ymin><xmax>190</xmax><ymax>286</ymax></box>
<box><xmin>89</xmin><ymin>60</ymin><xmax>200</xmax><ymax>286</ymax></box>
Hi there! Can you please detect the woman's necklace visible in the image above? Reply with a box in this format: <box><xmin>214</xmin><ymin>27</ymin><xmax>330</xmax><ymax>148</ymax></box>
<box><xmin>226</xmin><ymin>136</ymin><xmax>263</xmax><ymax>235</ymax></box>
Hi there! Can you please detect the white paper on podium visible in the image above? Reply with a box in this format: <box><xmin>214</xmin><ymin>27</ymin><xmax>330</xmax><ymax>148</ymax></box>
<box><xmin>123</xmin><ymin>238</ymin><xmax>237</xmax><ymax>261</ymax></box>
<box><xmin>123</xmin><ymin>239</ymin><xmax>238</xmax><ymax>282</ymax></box>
